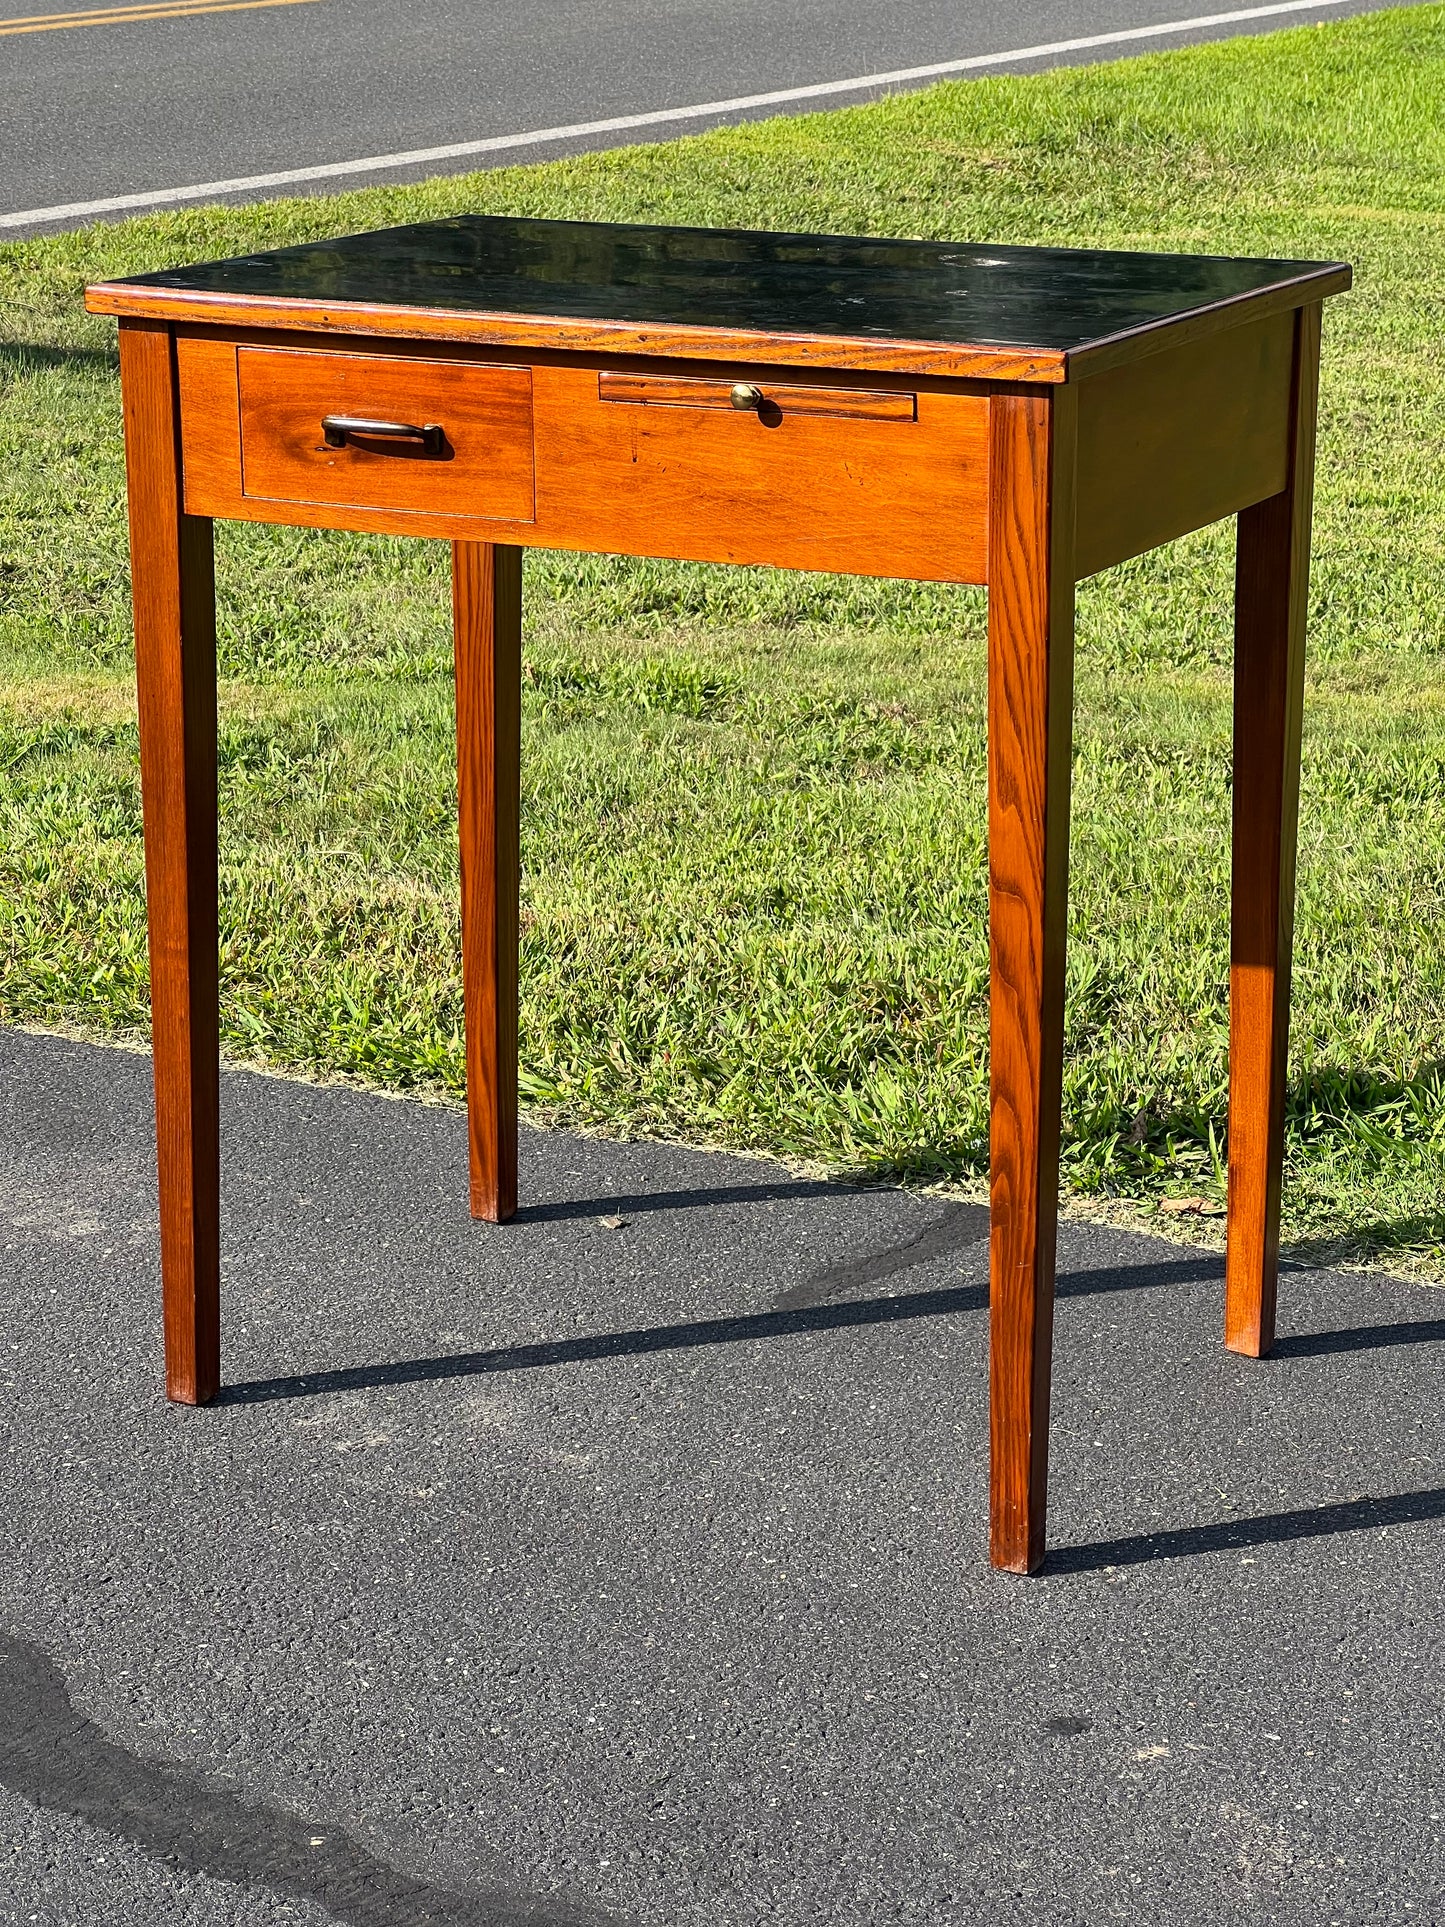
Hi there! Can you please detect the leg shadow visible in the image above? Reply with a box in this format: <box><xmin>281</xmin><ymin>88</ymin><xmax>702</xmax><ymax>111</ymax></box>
<box><xmin>1050</xmin><ymin>1487</ymin><xmax>1445</xmax><ymax>1574</ymax></box>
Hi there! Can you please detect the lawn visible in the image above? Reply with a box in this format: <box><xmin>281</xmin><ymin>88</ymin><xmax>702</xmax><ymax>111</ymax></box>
<box><xmin>2</xmin><ymin>4</ymin><xmax>1444</xmax><ymax>1272</ymax></box>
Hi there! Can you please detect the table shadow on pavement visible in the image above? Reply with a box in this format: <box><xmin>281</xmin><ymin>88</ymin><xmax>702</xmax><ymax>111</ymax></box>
<box><xmin>2</xmin><ymin>1025</ymin><xmax>1443</xmax><ymax>1925</ymax></box>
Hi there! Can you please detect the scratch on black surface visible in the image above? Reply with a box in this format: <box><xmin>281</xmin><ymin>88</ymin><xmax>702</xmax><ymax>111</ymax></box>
<box><xmin>0</xmin><ymin>1633</ymin><xmax>621</xmax><ymax>1926</ymax></box>
<box><xmin>773</xmin><ymin>1202</ymin><xmax>992</xmax><ymax>1311</ymax></box>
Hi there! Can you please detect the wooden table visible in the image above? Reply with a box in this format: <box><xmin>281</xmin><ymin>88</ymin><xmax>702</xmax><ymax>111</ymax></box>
<box><xmin>87</xmin><ymin>216</ymin><xmax>1349</xmax><ymax>1571</ymax></box>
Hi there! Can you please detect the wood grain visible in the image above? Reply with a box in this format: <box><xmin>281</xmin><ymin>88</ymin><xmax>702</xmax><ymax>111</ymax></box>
<box><xmin>89</xmin><ymin>282</ymin><xmax>1070</xmax><ymax>383</ymax></box>
<box><xmin>986</xmin><ymin>386</ymin><xmax>1077</xmax><ymax>1574</ymax></box>
<box><xmin>535</xmin><ymin>366</ymin><xmax>987</xmax><ymax>580</ymax></box>
<box><xmin>87</xmin><ymin>261</ymin><xmax>1353</xmax><ymax>384</ymax></box>
<box><xmin>1074</xmin><ymin>309</ymin><xmax>1293</xmax><ymax>577</ymax></box>
<box><xmin>597</xmin><ymin>371</ymin><xmax>917</xmax><ymax>420</ymax></box>
<box><xmin>177</xmin><ymin>332</ymin><xmax>534</xmax><ymax>541</ymax></box>
<box><xmin>118</xmin><ymin>318</ymin><xmax>221</xmax><ymax>1407</ymax></box>
<box><xmin>177</xmin><ymin>335</ymin><xmax>990</xmax><ymax>582</ymax></box>
<box><xmin>1224</xmin><ymin>303</ymin><xmax>1322</xmax><ymax>1357</ymax></box>
<box><xmin>454</xmin><ymin>541</ymin><xmax>523</xmax><ymax>1223</ymax></box>
<box><xmin>237</xmin><ymin>346</ymin><xmax>535</xmax><ymax>521</ymax></box>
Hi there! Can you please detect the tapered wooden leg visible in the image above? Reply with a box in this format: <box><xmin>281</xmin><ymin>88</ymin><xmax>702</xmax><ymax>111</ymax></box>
<box><xmin>119</xmin><ymin>320</ymin><xmax>220</xmax><ymax>1406</ymax></box>
<box><xmin>454</xmin><ymin>541</ymin><xmax>522</xmax><ymax>1222</ymax></box>
<box><xmin>1225</xmin><ymin>304</ymin><xmax>1322</xmax><ymax>1357</ymax></box>
<box><xmin>986</xmin><ymin>389</ymin><xmax>1077</xmax><ymax>1574</ymax></box>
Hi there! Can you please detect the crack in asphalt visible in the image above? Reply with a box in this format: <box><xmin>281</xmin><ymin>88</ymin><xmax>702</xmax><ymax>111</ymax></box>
<box><xmin>0</xmin><ymin>1632</ymin><xmax>623</xmax><ymax>1926</ymax></box>
<box><xmin>772</xmin><ymin>1202</ymin><xmax>992</xmax><ymax>1311</ymax></box>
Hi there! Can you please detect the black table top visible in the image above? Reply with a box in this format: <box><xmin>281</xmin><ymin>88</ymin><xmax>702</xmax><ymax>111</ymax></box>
<box><xmin>101</xmin><ymin>214</ymin><xmax>1348</xmax><ymax>361</ymax></box>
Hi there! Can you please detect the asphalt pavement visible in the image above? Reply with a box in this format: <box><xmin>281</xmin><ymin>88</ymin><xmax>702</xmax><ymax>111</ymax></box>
<box><xmin>1</xmin><ymin>1022</ymin><xmax>1442</xmax><ymax>1923</ymax></box>
<box><xmin>1</xmin><ymin>0</ymin><xmax>1411</xmax><ymax>235</ymax></box>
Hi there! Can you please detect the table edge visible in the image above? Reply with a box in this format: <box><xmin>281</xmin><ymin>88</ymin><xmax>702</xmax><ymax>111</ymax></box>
<box><xmin>83</xmin><ymin>261</ymin><xmax>1351</xmax><ymax>383</ymax></box>
<box><xmin>1065</xmin><ymin>262</ymin><xmax>1352</xmax><ymax>377</ymax></box>
<box><xmin>81</xmin><ymin>287</ymin><xmax>1068</xmax><ymax>382</ymax></box>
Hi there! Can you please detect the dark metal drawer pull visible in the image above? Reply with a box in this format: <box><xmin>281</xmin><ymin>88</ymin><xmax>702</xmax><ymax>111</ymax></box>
<box><xmin>321</xmin><ymin>415</ymin><xmax>445</xmax><ymax>455</ymax></box>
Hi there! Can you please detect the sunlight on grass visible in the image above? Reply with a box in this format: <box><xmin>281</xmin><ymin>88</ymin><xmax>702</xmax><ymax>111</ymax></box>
<box><xmin>2</xmin><ymin>4</ymin><xmax>1443</xmax><ymax>1271</ymax></box>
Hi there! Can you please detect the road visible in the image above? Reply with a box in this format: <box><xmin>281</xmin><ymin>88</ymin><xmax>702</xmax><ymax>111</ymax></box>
<box><xmin>0</xmin><ymin>0</ymin><xmax>1404</xmax><ymax>237</ymax></box>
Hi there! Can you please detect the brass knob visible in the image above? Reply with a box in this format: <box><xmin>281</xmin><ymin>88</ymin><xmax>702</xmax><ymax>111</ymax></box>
<box><xmin>730</xmin><ymin>382</ymin><xmax>764</xmax><ymax>411</ymax></box>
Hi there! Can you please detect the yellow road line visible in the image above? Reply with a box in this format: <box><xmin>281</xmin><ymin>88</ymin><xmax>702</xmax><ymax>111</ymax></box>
<box><xmin>0</xmin><ymin>0</ymin><xmax>320</xmax><ymax>32</ymax></box>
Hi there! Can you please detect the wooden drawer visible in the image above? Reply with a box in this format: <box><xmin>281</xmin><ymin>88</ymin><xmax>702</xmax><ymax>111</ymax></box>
<box><xmin>177</xmin><ymin>334</ymin><xmax>987</xmax><ymax>578</ymax></box>
<box><xmin>534</xmin><ymin>365</ymin><xmax>988</xmax><ymax>581</ymax></box>
<box><xmin>235</xmin><ymin>346</ymin><xmax>535</xmax><ymax>522</ymax></box>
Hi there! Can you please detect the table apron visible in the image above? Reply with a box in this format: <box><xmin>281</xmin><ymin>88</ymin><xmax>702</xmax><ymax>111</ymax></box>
<box><xmin>1075</xmin><ymin>307</ymin><xmax>1296</xmax><ymax>577</ymax></box>
<box><xmin>176</xmin><ymin>332</ymin><xmax>992</xmax><ymax>584</ymax></box>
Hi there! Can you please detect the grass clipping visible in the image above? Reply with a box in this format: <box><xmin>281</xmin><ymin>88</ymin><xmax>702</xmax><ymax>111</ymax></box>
<box><xmin>2</xmin><ymin>4</ymin><xmax>1444</xmax><ymax>1273</ymax></box>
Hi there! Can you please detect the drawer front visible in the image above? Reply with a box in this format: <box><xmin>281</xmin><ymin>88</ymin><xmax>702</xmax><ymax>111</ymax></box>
<box><xmin>236</xmin><ymin>347</ymin><xmax>535</xmax><ymax>521</ymax></box>
<box><xmin>535</xmin><ymin>366</ymin><xmax>988</xmax><ymax>581</ymax></box>
<box><xmin>177</xmin><ymin>334</ymin><xmax>986</xmax><ymax>578</ymax></box>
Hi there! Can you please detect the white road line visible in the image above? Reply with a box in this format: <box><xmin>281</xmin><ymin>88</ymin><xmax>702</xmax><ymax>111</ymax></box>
<box><xmin>1</xmin><ymin>0</ymin><xmax>1357</xmax><ymax>231</ymax></box>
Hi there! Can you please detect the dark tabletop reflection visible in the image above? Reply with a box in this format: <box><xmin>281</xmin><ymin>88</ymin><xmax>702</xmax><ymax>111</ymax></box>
<box><xmin>117</xmin><ymin>214</ymin><xmax>1342</xmax><ymax>353</ymax></box>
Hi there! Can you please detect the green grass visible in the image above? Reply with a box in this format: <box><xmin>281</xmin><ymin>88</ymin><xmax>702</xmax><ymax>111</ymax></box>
<box><xmin>3</xmin><ymin>4</ymin><xmax>1445</xmax><ymax>1271</ymax></box>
